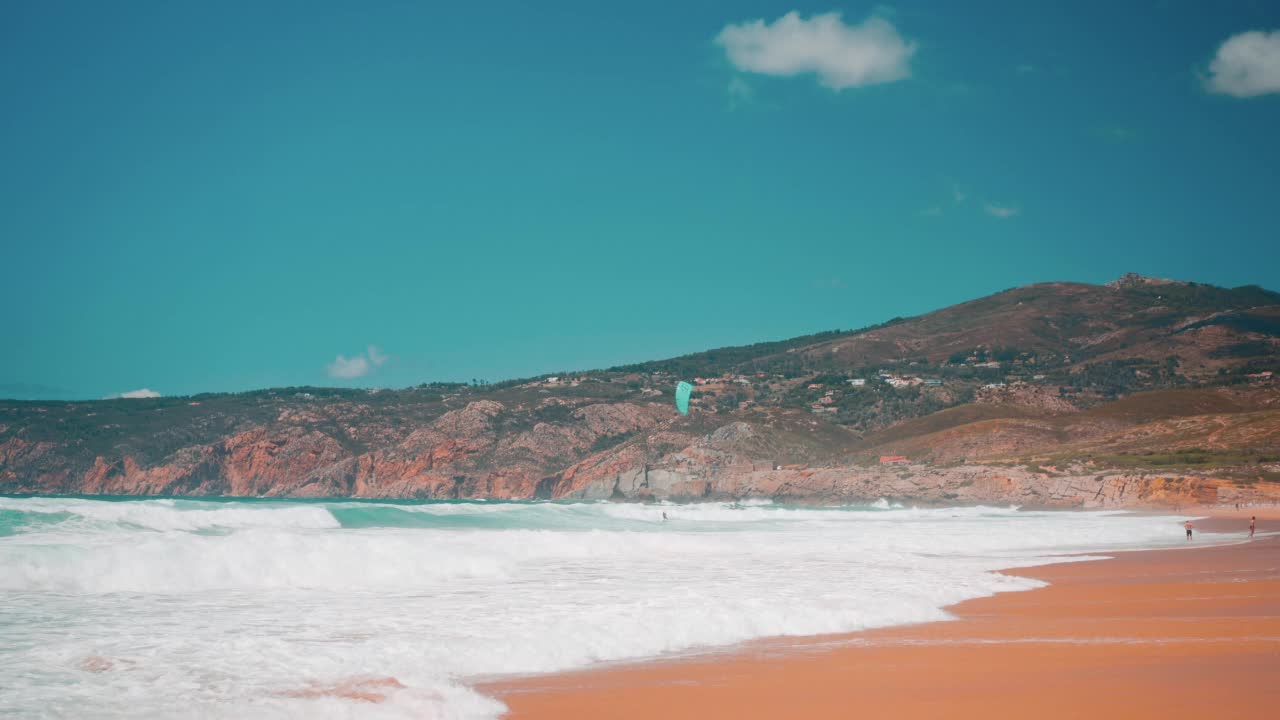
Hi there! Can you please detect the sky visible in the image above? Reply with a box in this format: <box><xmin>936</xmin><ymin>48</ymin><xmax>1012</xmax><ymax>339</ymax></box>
<box><xmin>2</xmin><ymin>1</ymin><xmax>1279</xmax><ymax>400</ymax></box>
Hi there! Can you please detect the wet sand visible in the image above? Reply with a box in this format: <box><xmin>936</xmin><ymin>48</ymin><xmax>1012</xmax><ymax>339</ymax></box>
<box><xmin>485</xmin><ymin>510</ymin><xmax>1280</xmax><ymax>719</ymax></box>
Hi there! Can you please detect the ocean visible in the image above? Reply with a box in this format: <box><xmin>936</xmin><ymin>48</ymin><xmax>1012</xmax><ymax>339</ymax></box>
<box><xmin>0</xmin><ymin>496</ymin><xmax>1197</xmax><ymax>719</ymax></box>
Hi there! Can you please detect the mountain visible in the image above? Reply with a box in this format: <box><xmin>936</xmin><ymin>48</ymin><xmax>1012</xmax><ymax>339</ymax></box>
<box><xmin>3</xmin><ymin>274</ymin><xmax>1279</xmax><ymax>508</ymax></box>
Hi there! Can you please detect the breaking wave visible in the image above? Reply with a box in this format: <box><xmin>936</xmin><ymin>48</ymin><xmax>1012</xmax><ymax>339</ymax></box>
<box><xmin>0</xmin><ymin>495</ymin><xmax>1197</xmax><ymax>719</ymax></box>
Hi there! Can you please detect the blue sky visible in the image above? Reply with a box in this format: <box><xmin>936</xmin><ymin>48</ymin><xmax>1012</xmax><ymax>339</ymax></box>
<box><xmin>2</xmin><ymin>1</ymin><xmax>1278</xmax><ymax>399</ymax></box>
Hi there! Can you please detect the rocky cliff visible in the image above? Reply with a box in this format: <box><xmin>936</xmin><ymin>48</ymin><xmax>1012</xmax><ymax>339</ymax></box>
<box><xmin>4</xmin><ymin>275</ymin><xmax>1279</xmax><ymax>508</ymax></box>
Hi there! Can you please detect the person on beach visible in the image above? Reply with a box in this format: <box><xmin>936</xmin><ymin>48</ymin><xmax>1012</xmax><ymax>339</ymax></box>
<box><xmin>1250</xmin><ymin>516</ymin><xmax>1256</xmax><ymax>538</ymax></box>
<box><xmin>1185</xmin><ymin>520</ymin><xmax>1194</xmax><ymax>540</ymax></box>
<box><xmin>662</xmin><ymin>512</ymin><xmax>667</xmax><ymax>521</ymax></box>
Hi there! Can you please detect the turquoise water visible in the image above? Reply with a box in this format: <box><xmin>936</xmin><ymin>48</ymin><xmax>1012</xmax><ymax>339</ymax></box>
<box><xmin>0</xmin><ymin>495</ymin><xmax>889</xmax><ymax>534</ymax></box>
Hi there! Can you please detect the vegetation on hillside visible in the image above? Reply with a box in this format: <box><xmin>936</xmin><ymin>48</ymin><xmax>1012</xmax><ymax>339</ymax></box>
<box><xmin>3</xmin><ymin>275</ymin><xmax>1277</xmax><ymax>493</ymax></box>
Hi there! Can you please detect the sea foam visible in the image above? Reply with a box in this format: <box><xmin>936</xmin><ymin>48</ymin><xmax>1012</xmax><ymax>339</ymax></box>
<box><xmin>0</xmin><ymin>496</ymin><xmax>1195</xmax><ymax>719</ymax></box>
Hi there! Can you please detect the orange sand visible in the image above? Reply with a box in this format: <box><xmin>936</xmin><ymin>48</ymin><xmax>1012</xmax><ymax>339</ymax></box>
<box><xmin>486</xmin><ymin>511</ymin><xmax>1280</xmax><ymax>719</ymax></box>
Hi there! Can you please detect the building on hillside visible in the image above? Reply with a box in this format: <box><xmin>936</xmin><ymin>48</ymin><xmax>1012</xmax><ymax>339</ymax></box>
<box><xmin>923</xmin><ymin>378</ymin><xmax>942</xmax><ymax>386</ymax></box>
<box><xmin>879</xmin><ymin>455</ymin><xmax>909</xmax><ymax>465</ymax></box>
<box><xmin>848</xmin><ymin>378</ymin><xmax>867</xmax><ymax>386</ymax></box>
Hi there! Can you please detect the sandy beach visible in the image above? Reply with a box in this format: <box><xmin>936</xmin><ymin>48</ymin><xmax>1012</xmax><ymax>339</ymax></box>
<box><xmin>487</xmin><ymin>510</ymin><xmax>1280</xmax><ymax>719</ymax></box>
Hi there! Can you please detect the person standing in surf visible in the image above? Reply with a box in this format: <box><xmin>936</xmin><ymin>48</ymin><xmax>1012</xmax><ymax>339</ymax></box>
<box><xmin>1185</xmin><ymin>520</ymin><xmax>1194</xmax><ymax>540</ymax></box>
<box><xmin>1250</xmin><ymin>516</ymin><xmax>1256</xmax><ymax>538</ymax></box>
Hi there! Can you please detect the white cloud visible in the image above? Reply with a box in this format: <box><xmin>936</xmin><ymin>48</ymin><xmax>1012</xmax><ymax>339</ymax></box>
<box><xmin>715</xmin><ymin>11</ymin><xmax>915</xmax><ymax>90</ymax></box>
<box><xmin>1204</xmin><ymin>30</ymin><xmax>1280</xmax><ymax>97</ymax></box>
<box><xmin>727</xmin><ymin>76</ymin><xmax>755</xmax><ymax>106</ymax></box>
<box><xmin>327</xmin><ymin>355</ymin><xmax>369</xmax><ymax>379</ymax></box>
<box><xmin>106</xmin><ymin>388</ymin><xmax>160</xmax><ymax>399</ymax></box>
<box><xmin>327</xmin><ymin>345</ymin><xmax>388</xmax><ymax>380</ymax></box>
<box><xmin>984</xmin><ymin>203</ymin><xmax>1019</xmax><ymax>219</ymax></box>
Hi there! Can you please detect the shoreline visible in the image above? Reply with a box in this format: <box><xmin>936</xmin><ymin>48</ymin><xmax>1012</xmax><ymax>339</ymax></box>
<box><xmin>483</xmin><ymin>510</ymin><xmax>1280</xmax><ymax>719</ymax></box>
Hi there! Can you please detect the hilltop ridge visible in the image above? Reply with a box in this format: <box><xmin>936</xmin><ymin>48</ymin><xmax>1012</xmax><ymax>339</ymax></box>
<box><xmin>1105</xmin><ymin>272</ymin><xmax>1186</xmax><ymax>289</ymax></box>
<box><xmin>3</xmin><ymin>274</ymin><xmax>1278</xmax><ymax>506</ymax></box>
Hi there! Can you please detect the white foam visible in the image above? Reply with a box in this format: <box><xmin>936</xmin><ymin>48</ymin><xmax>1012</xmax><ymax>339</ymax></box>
<box><xmin>0</xmin><ymin>498</ymin><xmax>1195</xmax><ymax>719</ymax></box>
<box><xmin>0</xmin><ymin>497</ymin><xmax>339</xmax><ymax>532</ymax></box>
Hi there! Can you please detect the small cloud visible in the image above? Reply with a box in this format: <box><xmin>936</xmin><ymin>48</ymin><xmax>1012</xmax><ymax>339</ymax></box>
<box><xmin>811</xmin><ymin>277</ymin><xmax>845</xmax><ymax>290</ymax></box>
<box><xmin>326</xmin><ymin>345</ymin><xmax>388</xmax><ymax>380</ymax></box>
<box><xmin>727</xmin><ymin>75</ymin><xmax>755</xmax><ymax>107</ymax></box>
<box><xmin>1015</xmin><ymin>63</ymin><xmax>1037</xmax><ymax>74</ymax></box>
<box><xmin>106</xmin><ymin>388</ymin><xmax>161</xmax><ymax>399</ymax></box>
<box><xmin>915</xmin><ymin>182</ymin><xmax>963</xmax><ymax>217</ymax></box>
<box><xmin>1203</xmin><ymin>29</ymin><xmax>1280</xmax><ymax>97</ymax></box>
<box><xmin>328</xmin><ymin>355</ymin><xmax>369</xmax><ymax>379</ymax></box>
<box><xmin>984</xmin><ymin>203</ymin><xmax>1019</xmax><ymax>219</ymax></box>
<box><xmin>715</xmin><ymin>11</ymin><xmax>916</xmax><ymax>90</ymax></box>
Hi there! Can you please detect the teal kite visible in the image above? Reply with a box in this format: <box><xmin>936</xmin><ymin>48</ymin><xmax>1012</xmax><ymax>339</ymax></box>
<box><xmin>675</xmin><ymin>381</ymin><xmax>693</xmax><ymax>415</ymax></box>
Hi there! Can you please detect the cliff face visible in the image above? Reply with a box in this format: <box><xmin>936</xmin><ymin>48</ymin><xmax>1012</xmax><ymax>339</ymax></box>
<box><xmin>4</xmin><ymin>275</ymin><xmax>1279</xmax><ymax>507</ymax></box>
<box><xmin>4</xmin><ymin>389</ymin><xmax>1278</xmax><ymax>508</ymax></box>
<box><xmin>1</xmin><ymin>394</ymin><xmax>676</xmax><ymax>500</ymax></box>
<box><xmin>558</xmin><ymin>461</ymin><xmax>1280</xmax><ymax>510</ymax></box>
